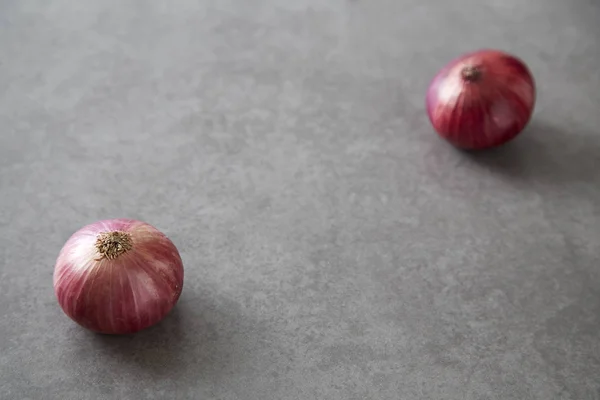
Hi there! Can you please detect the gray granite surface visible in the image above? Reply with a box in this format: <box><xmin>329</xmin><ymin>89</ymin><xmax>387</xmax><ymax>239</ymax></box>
<box><xmin>1</xmin><ymin>0</ymin><xmax>600</xmax><ymax>399</ymax></box>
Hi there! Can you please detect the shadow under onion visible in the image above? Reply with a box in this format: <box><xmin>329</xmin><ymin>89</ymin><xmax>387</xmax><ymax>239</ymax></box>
<box><xmin>459</xmin><ymin>120</ymin><xmax>600</xmax><ymax>187</ymax></box>
<box><xmin>76</xmin><ymin>290</ymin><xmax>255</xmax><ymax>379</ymax></box>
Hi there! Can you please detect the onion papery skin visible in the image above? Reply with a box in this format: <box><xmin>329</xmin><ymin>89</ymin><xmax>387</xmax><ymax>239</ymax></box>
<box><xmin>53</xmin><ymin>219</ymin><xmax>184</xmax><ymax>334</ymax></box>
<box><xmin>426</xmin><ymin>49</ymin><xmax>536</xmax><ymax>150</ymax></box>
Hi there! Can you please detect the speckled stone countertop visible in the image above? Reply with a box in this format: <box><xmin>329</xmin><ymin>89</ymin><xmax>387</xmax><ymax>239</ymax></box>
<box><xmin>1</xmin><ymin>1</ymin><xmax>599</xmax><ymax>399</ymax></box>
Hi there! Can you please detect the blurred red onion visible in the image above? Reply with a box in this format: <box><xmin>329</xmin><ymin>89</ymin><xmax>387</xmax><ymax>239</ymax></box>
<box><xmin>426</xmin><ymin>49</ymin><xmax>536</xmax><ymax>150</ymax></box>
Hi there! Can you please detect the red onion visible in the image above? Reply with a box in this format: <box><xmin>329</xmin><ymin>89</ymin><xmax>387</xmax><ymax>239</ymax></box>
<box><xmin>53</xmin><ymin>219</ymin><xmax>184</xmax><ymax>334</ymax></box>
<box><xmin>426</xmin><ymin>49</ymin><xmax>536</xmax><ymax>150</ymax></box>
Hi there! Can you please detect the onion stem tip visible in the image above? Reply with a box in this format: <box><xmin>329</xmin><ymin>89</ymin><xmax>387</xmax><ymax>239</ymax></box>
<box><xmin>461</xmin><ymin>65</ymin><xmax>482</xmax><ymax>82</ymax></box>
<box><xmin>95</xmin><ymin>231</ymin><xmax>133</xmax><ymax>260</ymax></box>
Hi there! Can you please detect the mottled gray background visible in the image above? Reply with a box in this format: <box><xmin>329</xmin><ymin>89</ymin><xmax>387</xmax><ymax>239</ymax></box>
<box><xmin>1</xmin><ymin>0</ymin><xmax>599</xmax><ymax>399</ymax></box>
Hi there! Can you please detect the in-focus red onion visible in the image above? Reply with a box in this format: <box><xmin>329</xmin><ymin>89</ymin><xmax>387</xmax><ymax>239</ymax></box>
<box><xmin>426</xmin><ymin>49</ymin><xmax>536</xmax><ymax>150</ymax></box>
<box><xmin>53</xmin><ymin>219</ymin><xmax>184</xmax><ymax>334</ymax></box>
